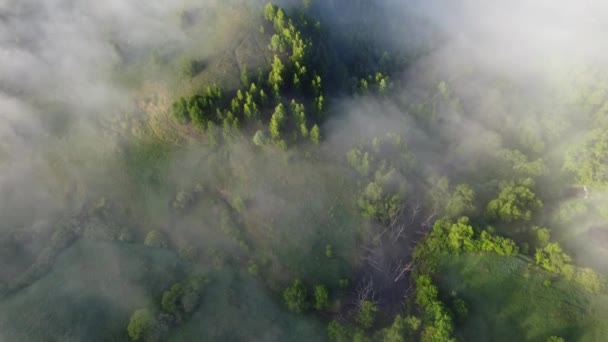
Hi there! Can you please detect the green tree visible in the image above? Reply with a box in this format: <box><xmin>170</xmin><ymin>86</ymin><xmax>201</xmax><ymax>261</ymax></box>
<box><xmin>356</xmin><ymin>300</ymin><xmax>378</xmax><ymax>329</ymax></box>
<box><xmin>161</xmin><ymin>283</ymin><xmax>184</xmax><ymax>314</ymax></box>
<box><xmin>180</xmin><ymin>58</ymin><xmax>199</xmax><ymax>78</ymax></box>
<box><xmin>445</xmin><ymin>184</ymin><xmax>476</xmax><ymax>219</ymax></box>
<box><xmin>240</xmin><ymin>65</ymin><xmax>249</xmax><ymax>87</ymax></box>
<box><xmin>533</xmin><ymin>226</ymin><xmax>551</xmax><ymax>247</ymax></box>
<box><xmin>253</xmin><ymin>130</ymin><xmax>269</xmax><ymax>146</ymax></box>
<box><xmin>415</xmin><ymin>275</ymin><xmax>439</xmax><ymax>308</ymax></box>
<box><xmin>269</xmin><ymin>55</ymin><xmax>285</xmax><ymax>97</ymax></box>
<box><xmin>381</xmin><ymin>315</ymin><xmax>421</xmax><ymax>342</ymax></box>
<box><xmin>546</xmin><ymin>337</ymin><xmax>565</xmax><ymax>342</ymax></box>
<box><xmin>565</xmin><ymin>128</ymin><xmax>608</xmax><ymax>188</ymax></box>
<box><xmin>328</xmin><ymin>320</ymin><xmax>351</xmax><ymax>342</ymax></box>
<box><xmin>264</xmin><ymin>3</ymin><xmax>277</xmax><ymax>21</ymax></box>
<box><xmin>172</xmin><ymin>97</ymin><xmax>190</xmax><ymax>124</ymax></box>
<box><xmin>487</xmin><ymin>178</ymin><xmax>543</xmax><ymax>222</ymax></box>
<box><xmin>535</xmin><ymin>242</ymin><xmax>574</xmax><ymax>278</ymax></box>
<box><xmin>144</xmin><ymin>230</ymin><xmax>168</xmax><ymax>248</ymax></box>
<box><xmin>574</xmin><ymin>267</ymin><xmax>602</xmax><ymax>293</ymax></box>
<box><xmin>283</xmin><ymin>279</ymin><xmax>308</xmax><ymax>313</ymax></box>
<box><xmin>310</xmin><ymin>124</ymin><xmax>320</xmax><ymax>144</ymax></box>
<box><xmin>269</xmin><ymin>104</ymin><xmax>286</xmax><ymax>140</ymax></box>
<box><xmin>314</xmin><ymin>285</ymin><xmax>329</xmax><ymax>310</ymax></box>
<box><xmin>498</xmin><ymin>149</ymin><xmax>546</xmax><ymax>179</ymax></box>
<box><xmin>446</xmin><ymin>219</ymin><xmax>476</xmax><ymax>254</ymax></box>
<box><xmin>127</xmin><ymin>309</ymin><xmax>155</xmax><ymax>341</ymax></box>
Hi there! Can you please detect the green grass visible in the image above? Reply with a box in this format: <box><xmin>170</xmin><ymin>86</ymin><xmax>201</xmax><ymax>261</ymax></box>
<box><xmin>168</xmin><ymin>268</ymin><xmax>325</xmax><ymax>342</ymax></box>
<box><xmin>0</xmin><ymin>240</ymin><xmax>185</xmax><ymax>342</ymax></box>
<box><xmin>436</xmin><ymin>253</ymin><xmax>608</xmax><ymax>342</ymax></box>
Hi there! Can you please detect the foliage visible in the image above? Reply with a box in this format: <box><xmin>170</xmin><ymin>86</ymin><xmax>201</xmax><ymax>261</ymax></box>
<box><xmin>437</xmin><ymin>253</ymin><xmax>608</xmax><ymax>341</ymax></box>
<box><xmin>564</xmin><ymin>128</ymin><xmax>608</xmax><ymax>188</ymax></box>
<box><xmin>445</xmin><ymin>184</ymin><xmax>476</xmax><ymax>219</ymax></box>
<box><xmin>314</xmin><ymin>285</ymin><xmax>329</xmax><ymax>310</ymax></box>
<box><xmin>269</xmin><ymin>55</ymin><xmax>285</xmax><ymax>97</ymax></box>
<box><xmin>348</xmin><ymin>133</ymin><xmax>415</xmax><ymax>223</ymax></box>
<box><xmin>547</xmin><ymin>337</ymin><xmax>565</xmax><ymax>342</ymax></box>
<box><xmin>381</xmin><ymin>315</ymin><xmax>421</xmax><ymax>342</ymax></box>
<box><xmin>161</xmin><ymin>283</ymin><xmax>184</xmax><ymax>314</ymax></box>
<box><xmin>283</xmin><ymin>279</ymin><xmax>309</xmax><ymax>313</ymax></box>
<box><xmin>535</xmin><ymin>243</ymin><xmax>574</xmax><ymax>278</ymax></box>
<box><xmin>328</xmin><ymin>320</ymin><xmax>352</xmax><ymax>342</ymax></box>
<box><xmin>127</xmin><ymin>308</ymin><xmax>156</xmax><ymax>341</ymax></box>
<box><xmin>144</xmin><ymin>230</ymin><xmax>169</xmax><ymax>248</ymax></box>
<box><xmin>310</xmin><ymin>124</ymin><xmax>320</xmax><ymax>144</ymax></box>
<box><xmin>574</xmin><ymin>267</ymin><xmax>603</xmax><ymax>294</ymax></box>
<box><xmin>179</xmin><ymin>58</ymin><xmax>200</xmax><ymax>78</ymax></box>
<box><xmin>415</xmin><ymin>275</ymin><xmax>456</xmax><ymax>342</ymax></box>
<box><xmin>355</xmin><ymin>300</ymin><xmax>378</xmax><ymax>329</ymax></box>
<box><xmin>487</xmin><ymin>178</ymin><xmax>543</xmax><ymax>222</ymax></box>
<box><xmin>252</xmin><ymin>130</ymin><xmax>269</xmax><ymax>146</ymax></box>
<box><xmin>270</xmin><ymin>103</ymin><xmax>287</xmax><ymax>141</ymax></box>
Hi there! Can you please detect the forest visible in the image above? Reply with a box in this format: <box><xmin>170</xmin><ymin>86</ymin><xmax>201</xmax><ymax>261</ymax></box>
<box><xmin>1</xmin><ymin>0</ymin><xmax>608</xmax><ymax>341</ymax></box>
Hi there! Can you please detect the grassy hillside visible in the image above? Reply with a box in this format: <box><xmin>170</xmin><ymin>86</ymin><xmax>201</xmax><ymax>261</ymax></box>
<box><xmin>0</xmin><ymin>240</ymin><xmax>185</xmax><ymax>342</ymax></box>
<box><xmin>168</xmin><ymin>268</ymin><xmax>325</xmax><ymax>342</ymax></box>
<box><xmin>437</xmin><ymin>253</ymin><xmax>608</xmax><ymax>342</ymax></box>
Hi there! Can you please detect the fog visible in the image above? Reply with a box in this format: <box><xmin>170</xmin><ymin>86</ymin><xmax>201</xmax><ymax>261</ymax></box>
<box><xmin>0</xmin><ymin>0</ymin><xmax>607</xmax><ymax>340</ymax></box>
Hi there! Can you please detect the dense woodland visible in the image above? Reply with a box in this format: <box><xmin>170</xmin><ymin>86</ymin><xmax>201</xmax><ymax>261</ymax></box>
<box><xmin>1</xmin><ymin>0</ymin><xmax>608</xmax><ymax>341</ymax></box>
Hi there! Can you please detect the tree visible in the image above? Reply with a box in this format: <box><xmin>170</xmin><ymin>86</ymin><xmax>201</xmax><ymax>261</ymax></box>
<box><xmin>535</xmin><ymin>242</ymin><xmax>573</xmax><ymax>278</ymax></box>
<box><xmin>253</xmin><ymin>130</ymin><xmax>268</xmax><ymax>146</ymax></box>
<box><xmin>310</xmin><ymin>124</ymin><xmax>320</xmax><ymax>144</ymax></box>
<box><xmin>347</xmin><ymin>149</ymin><xmax>371</xmax><ymax>176</ymax></box>
<box><xmin>546</xmin><ymin>337</ymin><xmax>565</xmax><ymax>342</ymax></box>
<box><xmin>127</xmin><ymin>308</ymin><xmax>155</xmax><ymax>341</ymax></box>
<box><xmin>451</xmin><ymin>298</ymin><xmax>468</xmax><ymax>322</ymax></box>
<box><xmin>269</xmin><ymin>104</ymin><xmax>286</xmax><ymax>140</ymax></box>
<box><xmin>269</xmin><ymin>55</ymin><xmax>285</xmax><ymax>97</ymax></box>
<box><xmin>487</xmin><ymin>178</ymin><xmax>543</xmax><ymax>222</ymax></box>
<box><xmin>328</xmin><ymin>320</ymin><xmax>351</xmax><ymax>342</ymax></box>
<box><xmin>314</xmin><ymin>285</ymin><xmax>329</xmax><ymax>310</ymax></box>
<box><xmin>161</xmin><ymin>283</ymin><xmax>184</xmax><ymax>314</ymax></box>
<box><xmin>445</xmin><ymin>184</ymin><xmax>476</xmax><ymax>219</ymax></box>
<box><xmin>565</xmin><ymin>128</ymin><xmax>608</xmax><ymax>188</ymax></box>
<box><xmin>356</xmin><ymin>300</ymin><xmax>378</xmax><ymax>329</ymax></box>
<box><xmin>273</xmin><ymin>8</ymin><xmax>285</xmax><ymax>31</ymax></box>
<box><xmin>172</xmin><ymin>97</ymin><xmax>190</xmax><ymax>124</ymax></box>
<box><xmin>382</xmin><ymin>315</ymin><xmax>421</xmax><ymax>342</ymax></box>
<box><xmin>264</xmin><ymin>3</ymin><xmax>276</xmax><ymax>21</ymax></box>
<box><xmin>533</xmin><ymin>226</ymin><xmax>551</xmax><ymax>247</ymax></box>
<box><xmin>240</xmin><ymin>65</ymin><xmax>249</xmax><ymax>87</ymax></box>
<box><xmin>290</xmin><ymin>100</ymin><xmax>307</xmax><ymax>137</ymax></box>
<box><xmin>283</xmin><ymin>279</ymin><xmax>308</xmax><ymax>313</ymax></box>
<box><xmin>180</xmin><ymin>58</ymin><xmax>199</xmax><ymax>78</ymax></box>
<box><xmin>144</xmin><ymin>230</ymin><xmax>168</xmax><ymax>248</ymax></box>
<box><xmin>498</xmin><ymin>149</ymin><xmax>545</xmax><ymax>179</ymax></box>
<box><xmin>574</xmin><ymin>267</ymin><xmax>602</xmax><ymax>293</ymax></box>
<box><xmin>302</xmin><ymin>0</ymin><xmax>314</xmax><ymax>9</ymax></box>
<box><xmin>415</xmin><ymin>275</ymin><xmax>439</xmax><ymax>308</ymax></box>
<box><xmin>446</xmin><ymin>220</ymin><xmax>476</xmax><ymax>254</ymax></box>
<box><xmin>181</xmin><ymin>289</ymin><xmax>200</xmax><ymax>314</ymax></box>
<box><xmin>314</xmin><ymin>95</ymin><xmax>324</xmax><ymax>113</ymax></box>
